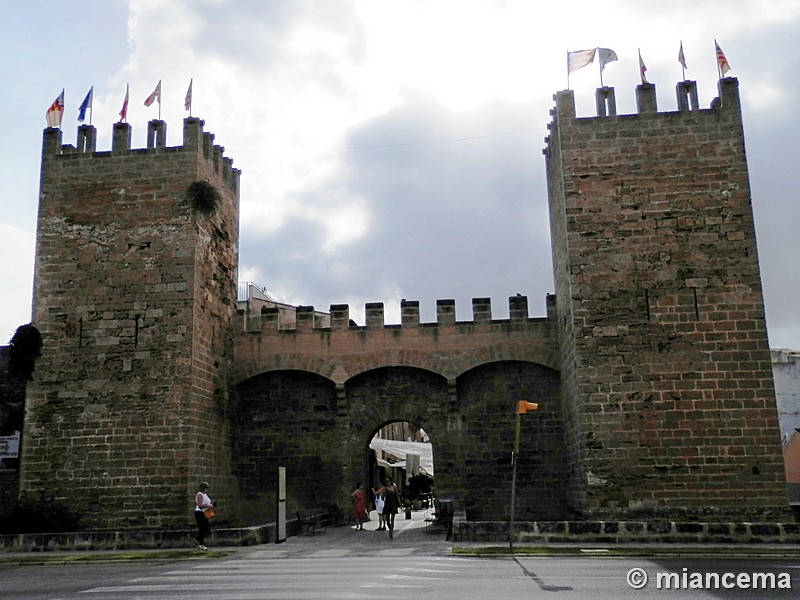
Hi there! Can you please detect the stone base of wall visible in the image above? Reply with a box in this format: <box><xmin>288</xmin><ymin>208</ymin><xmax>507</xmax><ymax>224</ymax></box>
<box><xmin>0</xmin><ymin>523</ymin><xmax>274</xmax><ymax>552</ymax></box>
<box><xmin>454</xmin><ymin>518</ymin><xmax>800</xmax><ymax>545</ymax></box>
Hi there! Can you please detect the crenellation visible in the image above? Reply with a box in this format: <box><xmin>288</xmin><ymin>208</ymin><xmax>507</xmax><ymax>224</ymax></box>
<box><xmin>112</xmin><ymin>122</ymin><xmax>131</xmax><ymax>153</ymax></box>
<box><xmin>635</xmin><ymin>83</ymin><xmax>657</xmax><ymax>114</ymax></box>
<box><xmin>400</xmin><ymin>300</ymin><xmax>419</xmax><ymax>326</ymax></box>
<box><xmin>77</xmin><ymin>125</ymin><xmax>96</xmax><ymax>153</ymax></box>
<box><xmin>509</xmin><ymin>294</ymin><xmax>529</xmax><ymax>321</ymax></box>
<box><xmin>472</xmin><ymin>297</ymin><xmax>491</xmax><ymax>322</ymax></box>
<box><xmin>365</xmin><ymin>302</ymin><xmax>385</xmax><ymax>327</ymax></box>
<box><xmin>676</xmin><ymin>81</ymin><xmax>700</xmax><ymax>111</ymax></box>
<box><xmin>437</xmin><ymin>299</ymin><xmax>456</xmax><ymax>325</ymax></box>
<box><xmin>146</xmin><ymin>120</ymin><xmax>167</xmax><ymax>149</ymax></box>
<box><xmin>330</xmin><ymin>304</ymin><xmax>350</xmax><ymax>330</ymax></box>
<box><xmin>296</xmin><ymin>305</ymin><xmax>315</xmax><ymax>331</ymax></box>
<box><xmin>595</xmin><ymin>86</ymin><xmax>616</xmax><ymax>117</ymax></box>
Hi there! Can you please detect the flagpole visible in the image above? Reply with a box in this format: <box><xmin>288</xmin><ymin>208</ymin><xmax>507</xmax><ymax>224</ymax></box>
<box><xmin>566</xmin><ymin>51</ymin><xmax>570</xmax><ymax>90</ymax></box>
<box><xmin>680</xmin><ymin>41</ymin><xmax>686</xmax><ymax>81</ymax></box>
<box><xmin>158</xmin><ymin>83</ymin><xmax>162</xmax><ymax>121</ymax></box>
<box><xmin>598</xmin><ymin>47</ymin><xmax>604</xmax><ymax>88</ymax></box>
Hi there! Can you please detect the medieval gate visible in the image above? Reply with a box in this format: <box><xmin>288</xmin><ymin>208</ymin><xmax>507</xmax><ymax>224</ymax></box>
<box><xmin>232</xmin><ymin>297</ymin><xmax>569</xmax><ymax>523</ymax></box>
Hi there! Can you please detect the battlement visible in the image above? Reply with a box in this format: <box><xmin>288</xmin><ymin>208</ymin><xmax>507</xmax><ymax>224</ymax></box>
<box><xmin>236</xmin><ymin>294</ymin><xmax>555</xmax><ymax>333</ymax></box>
<box><xmin>41</xmin><ymin>117</ymin><xmax>240</xmax><ymax>195</ymax></box>
<box><xmin>544</xmin><ymin>77</ymin><xmax>741</xmax><ymax>147</ymax></box>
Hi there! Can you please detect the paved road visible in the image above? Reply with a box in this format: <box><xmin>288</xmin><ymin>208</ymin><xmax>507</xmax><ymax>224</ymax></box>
<box><xmin>3</xmin><ymin>513</ymin><xmax>800</xmax><ymax>599</ymax></box>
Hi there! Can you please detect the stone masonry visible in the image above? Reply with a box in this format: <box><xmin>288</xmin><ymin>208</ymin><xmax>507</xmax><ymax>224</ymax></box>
<box><xmin>544</xmin><ymin>78</ymin><xmax>787</xmax><ymax>518</ymax></box>
<box><xmin>14</xmin><ymin>78</ymin><xmax>790</xmax><ymax>531</ymax></box>
<box><xmin>21</xmin><ymin>119</ymin><xmax>241</xmax><ymax>529</ymax></box>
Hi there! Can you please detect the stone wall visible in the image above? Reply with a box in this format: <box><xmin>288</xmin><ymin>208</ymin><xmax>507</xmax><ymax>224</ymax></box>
<box><xmin>20</xmin><ymin>120</ymin><xmax>241</xmax><ymax>529</ymax></box>
<box><xmin>545</xmin><ymin>79</ymin><xmax>787</xmax><ymax>518</ymax></box>
<box><xmin>233</xmin><ymin>297</ymin><xmax>567</xmax><ymax>522</ymax></box>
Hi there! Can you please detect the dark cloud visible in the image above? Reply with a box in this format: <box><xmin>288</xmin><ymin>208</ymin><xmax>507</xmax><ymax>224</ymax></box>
<box><xmin>240</xmin><ymin>95</ymin><xmax>553</xmax><ymax>323</ymax></box>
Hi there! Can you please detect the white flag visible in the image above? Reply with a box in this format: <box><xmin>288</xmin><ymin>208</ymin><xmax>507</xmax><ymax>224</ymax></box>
<box><xmin>144</xmin><ymin>80</ymin><xmax>161</xmax><ymax>107</ymax></box>
<box><xmin>678</xmin><ymin>42</ymin><xmax>687</xmax><ymax>70</ymax></box>
<box><xmin>568</xmin><ymin>49</ymin><xmax>596</xmax><ymax>73</ymax></box>
<box><xmin>638</xmin><ymin>49</ymin><xmax>648</xmax><ymax>84</ymax></box>
<box><xmin>598</xmin><ymin>48</ymin><xmax>618</xmax><ymax>72</ymax></box>
<box><xmin>184</xmin><ymin>79</ymin><xmax>193</xmax><ymax>112</ymax></box>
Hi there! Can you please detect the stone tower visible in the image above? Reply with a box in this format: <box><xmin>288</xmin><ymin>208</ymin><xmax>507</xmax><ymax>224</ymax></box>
<box><xmin>21</xmin><ymin>119</ymin><xmax>241</xmax><ymax>528</ymax></box>
<box><xmin>545</xmin><ymin>78</ymin><xmax>787</xmax><ymax>519</ymax></box>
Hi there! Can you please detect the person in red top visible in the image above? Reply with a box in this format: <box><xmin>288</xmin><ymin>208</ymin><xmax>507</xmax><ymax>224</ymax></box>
<box><xmin>351</xmin><ymin>483</ymin><xmax>367</xmax><ymax>530</ymax></box>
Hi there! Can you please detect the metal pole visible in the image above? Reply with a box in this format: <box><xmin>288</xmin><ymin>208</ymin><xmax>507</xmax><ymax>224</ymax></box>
<box><xmin>509</xmin><ymin>412</ymin><xmax>521</xmax><ymax>553</ymax></box>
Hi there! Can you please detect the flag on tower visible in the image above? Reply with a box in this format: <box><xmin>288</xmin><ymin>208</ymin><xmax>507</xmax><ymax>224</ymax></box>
<box><xmin>598</xmin><ymin>48</ymin><xmax>618</xmax><ymax>72</ymax></box>
<box><xmin>45</xmin><ymin>89</ymin><xmax>65</xmax><ymax>128</ymax></box>
<box><xmin>678</xmin><ymin>42</ymin><xmax>687</xmax><ymax>70</ymax></box>
<box><xmin>119</xmin><ymin>84</ymin><xmax>129</xmax><ymax>121</ymax></box>
<box><xmin>715</xmin><ymin>41</ymin><xmax>731</xmax><ymax>76</ymax></box>
<box><xmin>144</xmin><ymin>80</ymin><xmax>161</xmax><ymax>107</ymax></box>
<box><xmin>568</xmin><ymin>49</ymin><xmax>596</xmax><ymax>74</ymax></box>
<box><xmin>185</xmin><ymin>79</ymin><xmax>193</xmax><ymax>113</ymax></box>
<box><xmin>638</xmin><ymin>49</ymin><xmax>648</xmax><ymax>85</ymax></box>
<box><xmin>77</xmin><ymin>86</ymin><xmax>93</xmax><ymax>123</ymax></box>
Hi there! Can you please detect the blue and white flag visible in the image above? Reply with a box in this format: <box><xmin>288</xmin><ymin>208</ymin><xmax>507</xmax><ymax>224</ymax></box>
<box><xmin>77</xmin><ymin>86</ymin><xmax>93</xmax><ymax>123</ymax></box>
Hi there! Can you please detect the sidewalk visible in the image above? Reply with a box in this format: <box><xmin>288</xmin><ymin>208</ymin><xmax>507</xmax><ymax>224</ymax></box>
<box><xmin>3</xmin><ymin>509</ymin><xmax>800</xmax><ymax>563</ymax></box>
<box><xmin>0</xmin><ymin>509</ymin><xmax>452</xmax><ymax>563</ymax></box>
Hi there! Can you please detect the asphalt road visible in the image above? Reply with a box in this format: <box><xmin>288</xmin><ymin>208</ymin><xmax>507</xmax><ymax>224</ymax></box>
<box><xmin>4</xmin><ymin>553</ymin><xmax>800</xmax><ymax>599</ymax></box>
<box><xmin>2</xmin><ymin>513</ymin><xmax>800</xmax><ymax>599</ymax></box>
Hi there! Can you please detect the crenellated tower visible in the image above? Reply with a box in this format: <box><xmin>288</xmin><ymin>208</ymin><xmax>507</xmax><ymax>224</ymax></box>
<box><xmin>22</xmin><ymin>118</ymin><xmax>241</xmax><ymax>528</ymax></box>
<box><xmin>545</xmin><ymin>78</ymin><xmax>787</xmax><ymax>518</ymax></box>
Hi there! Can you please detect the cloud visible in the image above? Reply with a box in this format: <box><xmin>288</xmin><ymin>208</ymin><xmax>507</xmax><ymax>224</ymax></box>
<box><xmin>1</xmin><ymin>0</ymin><xmax>798</xmax><ymax>348</ymax></box>
<box><xmin>0</xmin><ymin>225</ymin><xmax>34</xmax><ymax>343</ymax></box>
<box><xmin>240</xmin><ymin>93</ymin><xmax>550</xmax><ymax>324</ymax></box>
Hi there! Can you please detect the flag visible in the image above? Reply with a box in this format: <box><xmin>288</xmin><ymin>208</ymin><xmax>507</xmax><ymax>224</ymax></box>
<box><xmin>77</xmin><ymin>86</ymin><xmax>93</xmax><ymax>123</ymax></box>
<box><xmin>119</xmin><ymin>84</ymin><xmax>129</xmax><ymax>121</ymax></box>
<box><xmin>184</xmin><ymin>79</ymin><xmax>193</xmax><ymax>112</ymax></box>
<box><xmin>45</xmin><ymin>89</ymin><xmax>64</xmax><ymax>128</ymax></box>
<box><xmin>144</xmin><ymin>80</ymin><xmax>161</xmax><ymax>107</ymax></box>
<box><xmin>678</xmin><ymin>42</ymin><xmax>687</xmax><ymax>70</ymax></box>
<box><xmin>638</xmin><ymin>49</ymin><xmax>648</xmax><ymax>85</ymax></box>
<box><xmin>598</xmin><ymin>47</ymin><xmax>618</xmax><ymax>72</ymax></box>
<box><xmin>715</xmin><ymin>42</ymin><xmax>731</xmax><ymax>76</ymax></box>
<box><xmin>568</xmin><ymin>49</ymin><xmax>596</xmax><ymax>73</ymax></box>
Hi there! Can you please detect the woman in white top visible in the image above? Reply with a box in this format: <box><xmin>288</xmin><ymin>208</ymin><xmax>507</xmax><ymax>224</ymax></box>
<box><xmin>194</xmin><ymin>481</ymin><xmax>214</xmax><ymax>550</ymax></box>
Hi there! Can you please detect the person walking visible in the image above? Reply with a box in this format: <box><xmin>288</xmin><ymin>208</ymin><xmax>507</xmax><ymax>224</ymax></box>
<box><xmin>382</xmin><ymin>478</ymin><xmax>400</xmax><ymax>539</ymax></box>
<box><xmin>194</xmin><ymin>481</ymin><xmax>215</xmax><ymax>550</ymax></box>
<box><xmin>372</xmin><ymin>484</ymin><xmax>386</xmax><ymax>531</ymax></box>
<box><xmin>351</xmin><ymin>482</ymin><xmax>367</xmax><ymax>530</ymax></box>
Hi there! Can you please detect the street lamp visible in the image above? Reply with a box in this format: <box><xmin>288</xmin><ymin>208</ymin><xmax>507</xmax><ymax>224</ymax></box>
<box><xmin>509</xmin><ymin>400</ymin><xmax>539</xmax><ymax>553</ymax></box>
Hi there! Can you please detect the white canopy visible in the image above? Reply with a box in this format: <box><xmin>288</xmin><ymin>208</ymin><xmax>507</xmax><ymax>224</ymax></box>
<box><xmin>369</xmin><ymin>438</ymin><xmax>434</xmax><ymax>476</ymax></box>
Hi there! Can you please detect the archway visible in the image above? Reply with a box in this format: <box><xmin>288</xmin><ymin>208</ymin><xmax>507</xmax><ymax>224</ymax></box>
<box><xmin>367</xmin><ymin>421</ymin><xmax>435</xmax><ymax>510</ymax></box>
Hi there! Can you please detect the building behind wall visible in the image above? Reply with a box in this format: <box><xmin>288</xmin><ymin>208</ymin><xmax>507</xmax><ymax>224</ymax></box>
<box><xmin>544</xmin><ymin>78</ymin><xmax>787</xmax><ymax>518</ymax></box>
<box><xmin>19</xmin><ymin>119</ymin><xmax>241</xmax><ymax>529</ymax></box>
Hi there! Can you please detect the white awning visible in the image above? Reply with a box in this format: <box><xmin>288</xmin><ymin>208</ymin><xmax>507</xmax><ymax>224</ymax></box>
<box><xmin>370</xmin><ymin>438</ymin><xmax>434</xmax><ymax>476</ymax></box>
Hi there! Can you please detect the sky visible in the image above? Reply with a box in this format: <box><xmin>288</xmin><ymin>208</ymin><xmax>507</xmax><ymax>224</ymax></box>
<box><xmin>1</xmin><ymin>0</ymin><xmax>798</xmax><ymax>350</ymax></box>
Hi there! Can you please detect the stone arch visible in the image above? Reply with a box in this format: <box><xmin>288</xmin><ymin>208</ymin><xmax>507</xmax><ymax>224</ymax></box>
<box><xmin>234</xmin><ymin>369</ymin><xmax>344</xmax><ymax>521</ymax></box>
<box><xmin>232</xmin><ymin>340</ymin><xmax>560</xmax><ymax>386</ymax></box>
<box><xmin>342</xmin><ymin>366</ymin><xmax>449</xmax><ymax>502</ymax></box>
<box><xmin>447</xmin><ymin>359</ymin><xmax>569</xmax><ymax>520</ymax></box>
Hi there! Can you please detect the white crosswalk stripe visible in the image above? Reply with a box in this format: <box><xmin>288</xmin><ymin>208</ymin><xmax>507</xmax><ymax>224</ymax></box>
<box><xmin>77</xmin><ymin>556</ymin><xmax>474</xmax><ymax>599</ymax></box>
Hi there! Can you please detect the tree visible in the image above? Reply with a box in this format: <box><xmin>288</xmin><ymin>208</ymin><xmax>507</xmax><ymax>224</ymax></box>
<box><xmin>7</xmin><ymin>323</ymin><xmax>42</xmax><ymax>381</ymax></box>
